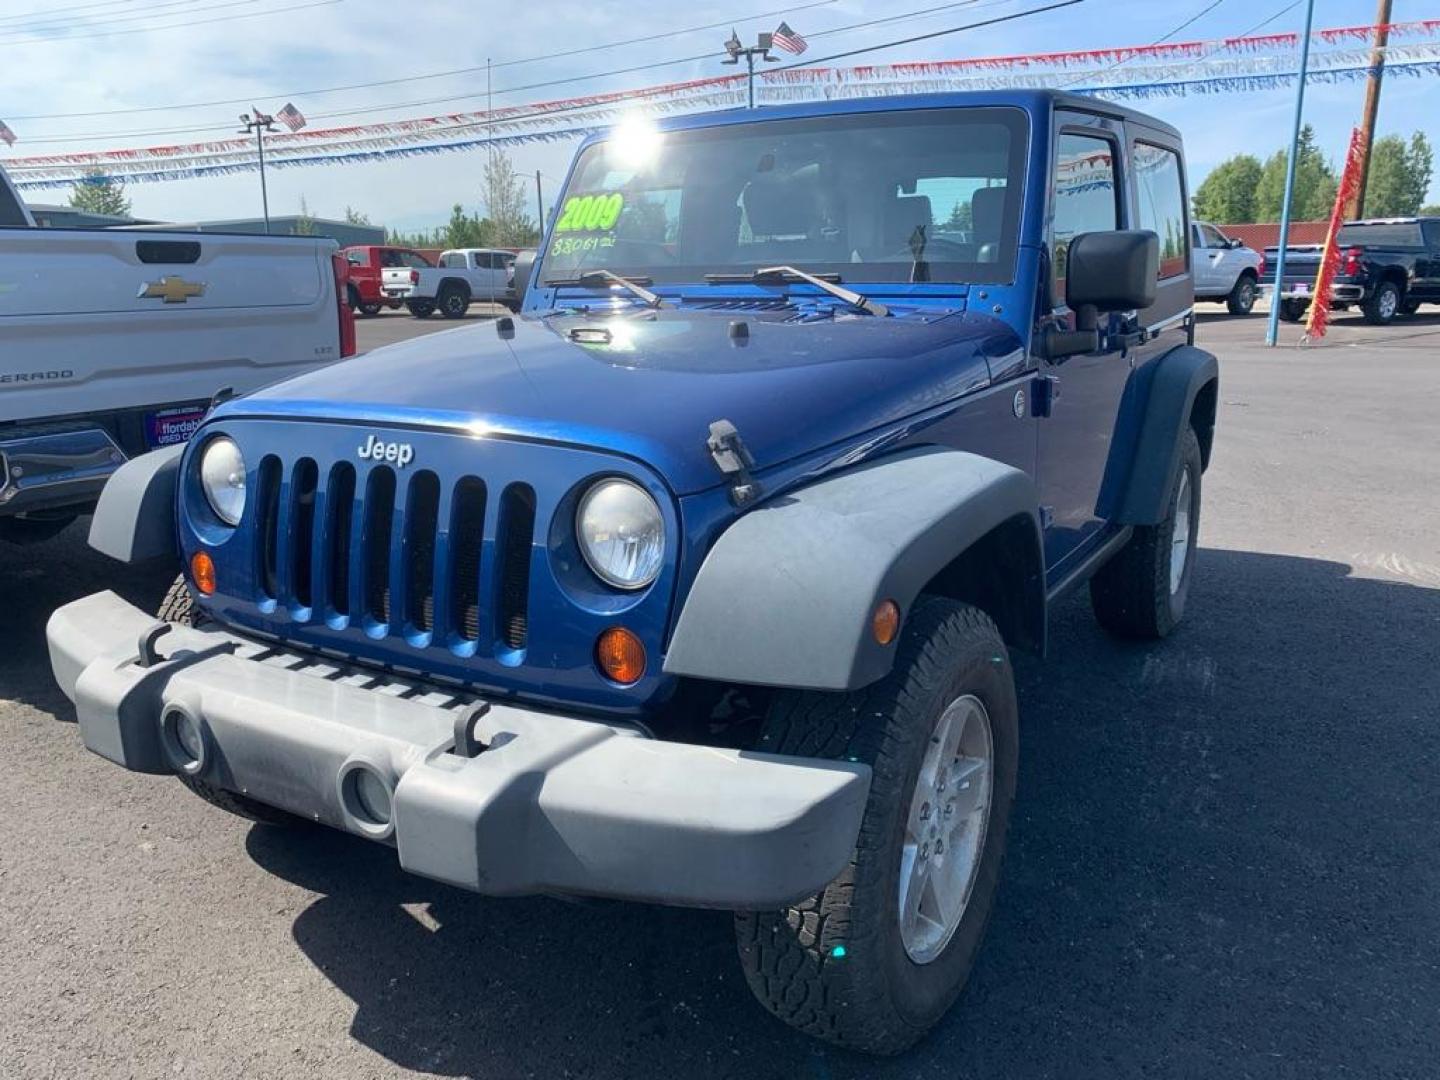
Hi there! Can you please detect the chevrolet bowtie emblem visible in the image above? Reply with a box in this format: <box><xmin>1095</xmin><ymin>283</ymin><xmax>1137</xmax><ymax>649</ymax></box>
<box><xmin>138</xmin><ymin>276</ymin><xmax>206</xmax><ymax>303</ymax></box>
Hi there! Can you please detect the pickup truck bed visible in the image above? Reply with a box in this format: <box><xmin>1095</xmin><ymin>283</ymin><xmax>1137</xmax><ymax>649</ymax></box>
<box><xmin>1263</xmin><ymin>217</ymin><xmax>1440</xmax><ymax>325</ymax></box>
<box><xmin>0</xmin><ymin>219</ymin><xmax>352</xmax><ymax>536</ymax></box>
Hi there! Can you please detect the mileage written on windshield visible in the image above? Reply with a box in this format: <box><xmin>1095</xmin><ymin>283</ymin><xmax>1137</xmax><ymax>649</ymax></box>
<box><xmin>550</xmin><ymin>192</ymin><xmax>626</xmax><ymax>257</ymax></box>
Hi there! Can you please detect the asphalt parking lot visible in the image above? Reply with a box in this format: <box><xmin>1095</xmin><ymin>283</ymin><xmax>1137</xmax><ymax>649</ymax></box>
<box><xmin>3</xmin><ymin>305</ymin><xmax>1438</xmax><ymax>1079</ymax></box>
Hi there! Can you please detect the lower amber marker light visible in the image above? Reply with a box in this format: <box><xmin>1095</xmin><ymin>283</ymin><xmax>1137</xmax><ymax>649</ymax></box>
<box><xmin>191</xmin><ymin>551</ymin><xmax>216</xmax><ymax>595</ymax></box>
<box><xmin>596</xmin><ymin>626</ymin><xmax>646</xmax><ymax>684</ymax></box>
<box><xmin>872</xmin><ymin>600</ymin><xmax>901</xmax><ymax>646</ymax></box>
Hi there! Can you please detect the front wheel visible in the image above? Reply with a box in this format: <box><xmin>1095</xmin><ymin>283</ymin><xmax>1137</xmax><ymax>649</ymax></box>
<box><xmin>735</xmin><ymin>597</ymin><xmax>1018</xmax><ymax>1055</ymax></box>
<box><xmin>406</xmin><ymin>299</ymin><xmax>435</xmax><ymax>319</ymax></box>
<box><xmin>1278</xmin><ymin>298</ymin><xmax>1308</xmax><ymax>323</ymax></box>
<box><xmin>1363</xmin><ymin>280</ymin><xmax>1401</xmax><ymax>326</ymax></box>
<box><xmin>1226</xmin><ymin>274</ymin><xmax>1257</xmax><ymax>315</ymax></box>
<box><xmin>1089</xmin><ymin>425</ymin><xmax>1202</xmax><ymax>640</ymax></box>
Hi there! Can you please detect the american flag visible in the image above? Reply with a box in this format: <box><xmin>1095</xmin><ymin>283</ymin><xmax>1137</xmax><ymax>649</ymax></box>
<box><xmin>276</xmin><ymin>102</ymin><xmax>306</xmax><ymax>132</ymax></box>
<box><xmin>772</xmin><ymin>21</ymin><xmax>806</xmax><ymax>55</ymax></box>
<box><xmin>0</xmin><ymin>120</ymin><xmax>15</xmax><ymax>147</ymax></box>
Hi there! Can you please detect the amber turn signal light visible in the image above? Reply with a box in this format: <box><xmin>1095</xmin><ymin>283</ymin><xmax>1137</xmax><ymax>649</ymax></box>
<box><xmin>191</xmin><ymin>551</ymin><xmax>216</xmax><ymax>596</ymax></box>
<box><xmin>872</xmin><ymin>599</ymin><xmax>900</xmax><ymax>646</ymax></box>
<box><xmin>596</xmin><ymin>626</ymin><xmax>646</xmax><ymax>684</ymax></box>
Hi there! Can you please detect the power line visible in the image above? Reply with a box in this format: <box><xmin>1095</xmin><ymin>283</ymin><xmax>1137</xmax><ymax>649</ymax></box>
<box><xmin>12</xmin><ymin>0</ymin><xmax>1079</xmax><ymax>167</ymax></box>
<box><xmin>0</xmin><ymin>0</ymin><xmax>340</xmax><ymax>46</ymax></box>
<box><xmin>6</xmin><ymin>0</ymin><xmax>947</xmax><ymax>122</ymax></box>
<box><xmin>0</xmin><ymin>0</ymin><xmax>149</xmax><ymax>24</ymax></box>
<box><xmin>0</xmin><ymin>0</ymin><xmax>226</xmax><ymax>36</ymax></box>
<box><xmin>14</xmin><ymin>0</ymin><xmax>1018</xmax><ymax>141</ymax></box>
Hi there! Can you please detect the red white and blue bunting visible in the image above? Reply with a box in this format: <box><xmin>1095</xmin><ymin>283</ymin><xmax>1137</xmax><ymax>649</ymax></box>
<box><xmin>8</xmin><ymin>19</ymin><xmax>1440</xmax><ymax>190</ymax></box>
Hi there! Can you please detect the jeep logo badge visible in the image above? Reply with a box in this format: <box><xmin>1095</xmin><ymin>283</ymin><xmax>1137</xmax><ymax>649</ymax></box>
<box><xmin>357</xmin><ymin>434</ymin><xmax>415</xmax><ymax>468</ymax></box>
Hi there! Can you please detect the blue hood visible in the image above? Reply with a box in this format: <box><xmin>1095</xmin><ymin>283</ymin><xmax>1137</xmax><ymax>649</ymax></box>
<box><xmin>233</xmin><ymin>305</ymin><xmax>1023</xmax><ymax>495</ymax></box>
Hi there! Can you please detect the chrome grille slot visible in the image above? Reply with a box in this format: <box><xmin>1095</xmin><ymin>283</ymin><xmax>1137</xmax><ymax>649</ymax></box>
<box><xmin>496</xmin><ymin>483</ymin><xmax>535</xmax><ymax>651</ymax></box>
<box><xmin>448</xmin><ymin>477</ymin><xmax>486</xmax><ymax>642</ymax></box>
<box><xmin>289</xmin><ymin>459</ymin><xmax>318</xmax><ymax>609</ymax></box>
<box><xmin>362</xmin><ymin>467</ymin><xmax>396</xmax><ymax>625</ymax></box>
<box><xmin>404</xmin><ymin>470</ymin><xmax>440</xmax><ymax>633</ymax></box>
<box><xmin>255</xmin><ymin>456</ymin><xmax>282</xmax><ymax>601</ymax></box>
<box><xmin>325</xmin><ymin>463</ymin><xmax>356</xmax><ymax>617</ymax></box>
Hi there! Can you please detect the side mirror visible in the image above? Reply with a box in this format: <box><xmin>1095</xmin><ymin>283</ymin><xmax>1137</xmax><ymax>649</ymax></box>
<box><xmin>511</xmin><ymin>249</ymin><xmax>537</xmax><ymax>307</ymax></box>
<box><xmin>1066</xmin><ymin>230</ymin><xmax>1158</xmax><ymax>313</ymax></box>
<box><xmin>1228</xmin><ymin>237</ymin><xmax>1245</xmax><ymax>249</ymax></box>
<box><xmin>1044</xmin><ymin>231</ymin><xmax>1158</xmax><ymax>361</ymax></box>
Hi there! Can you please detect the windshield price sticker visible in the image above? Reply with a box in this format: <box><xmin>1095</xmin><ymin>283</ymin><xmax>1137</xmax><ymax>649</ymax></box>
<box><xmin>554</xmin><ymin>192</ymin><xmax>625</xmax><ymax>234</ymax></box>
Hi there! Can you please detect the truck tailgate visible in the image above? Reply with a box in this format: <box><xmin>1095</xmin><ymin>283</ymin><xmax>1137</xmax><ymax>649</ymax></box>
<box><xmin>0</xmin><ymin>229</ymin><xmax>342</xmax><ymax>425</ymax></box>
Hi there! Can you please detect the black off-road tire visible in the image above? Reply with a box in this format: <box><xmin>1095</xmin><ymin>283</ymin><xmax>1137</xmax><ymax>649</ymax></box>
<box><xmin>406</xmin><ymin>299</ymin><xmax>435</xmax><ymax>319</ymax></box>
<box><xmin>1089</xmin><ymin>426</ymin><xmax>1203</xmax><ymax>640</ymax></box>
<box><xmin>438</xmin><ymin>284</ymin><xmax>470</xmax><ymax>319</ymax></box>
<box><xmin>1362</xmin><ymin>280</ymin><xmax>1402</xmax><ymax>326</ymax></box>
<box><xmin>358</xmin><ymin>301</ymin><xmax>384</xmax><ymax>317</ymax></box>
<box><xmin>1226</xmin><ymin>273</ymin><xmax>1257</xmax><ymax>316</ymax></box>
<box><xmin>735</xmin><ymin>597</ymin><xmax>1018</xmax><ymax>1055</ymax></box>
<box><xmin>1278</xmin><ymin>298</ymin><xmax>1308</xmax><ymax>323</ymax></box>
<box><xmin>157</xmin><ymin>576</ymin><xmax>299</xmax><ymax>827</ymax></box>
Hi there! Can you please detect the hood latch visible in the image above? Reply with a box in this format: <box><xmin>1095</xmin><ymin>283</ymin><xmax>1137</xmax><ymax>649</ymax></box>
<box><xmin>707</xmin><ymin>419</ymin><xmax>761</xmax><ymax>507</ymax></box>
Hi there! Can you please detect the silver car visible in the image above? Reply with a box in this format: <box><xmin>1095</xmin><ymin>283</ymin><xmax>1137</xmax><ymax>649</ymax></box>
<box><xmin>1191</xmin><ymin>221</ymin><xmax>1263</xmax><ymax>315</ymax></box>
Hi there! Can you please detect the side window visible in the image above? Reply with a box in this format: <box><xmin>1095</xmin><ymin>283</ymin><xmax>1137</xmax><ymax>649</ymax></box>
<box><xmin>1201</xmin><ymin>224</ymin><xmax>1227</xmax><ymax>248</ymax></box>
<box><xmin>346</xmin><ymin>249</ymin><xmax>369</xmax><ymax>266</ymax></box>
<box><xmin>1424</xmin><ymin>221</ymin><xmax>1440</xmax><ymax>250</ymax></box>
<box><xmin>1052</xmin><ymin>132</ymin><xmax>1119</xmax><ymax>297</ymax></box>
<box><xmin>442</xmin><ymin>252</ymin><xmax>462</xmax><ymax>269</ymax></box>
<box><xmin>1134</xmin><ymin>142</ymin><xmax>1188</xmax><ymax>279</ymax></box>
<box><xmin>402</xmin><ymin>252</ymin><xmax>429</xmax><ymax>269</ymax></box>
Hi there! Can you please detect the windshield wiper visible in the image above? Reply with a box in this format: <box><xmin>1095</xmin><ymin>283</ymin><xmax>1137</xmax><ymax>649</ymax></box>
<box><xmin>547</xmin><ymin>269</ymin><xmax>667</xmax><ymax>308</ymax></box>
<box><xmin>705</xmin><ymin>266</ymin><xmax>889</xmax><ymax>317</ymax></box>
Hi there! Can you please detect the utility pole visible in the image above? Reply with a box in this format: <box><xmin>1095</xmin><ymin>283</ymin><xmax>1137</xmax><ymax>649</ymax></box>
<box><xmin>1346</xmin><ymin>0</ymin><xmax>1394</xmax><ymax>219</ymax></box>
<box><xmin>237</xmin><ymin>111</ymin><xmax>278</xmax><ymax>234</ymax></box>
<box><xmin>535</xmin><ymin>170</ymin><xmax>544</xmax><ymax>231</ymax></box>
<box><xmin>722</xmin><ymin>29</ymin><xmax>780</xmax><ymax>108</ymax></box>
<box><xmin>1265</xmin><ymin>0</ymin><xmax>1317</xmax><ymax>348</ymax></box>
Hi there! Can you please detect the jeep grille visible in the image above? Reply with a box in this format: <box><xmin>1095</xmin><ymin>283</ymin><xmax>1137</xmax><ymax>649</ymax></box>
<box><xmin>251</xmin><ymin>455</ymin><xmax>535</xmax><ymax>650</ymax></box>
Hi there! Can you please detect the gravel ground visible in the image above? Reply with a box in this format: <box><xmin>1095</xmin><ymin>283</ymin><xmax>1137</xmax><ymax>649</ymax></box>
<box><xmin>2</xmin><ymin>308</ymin><xmax>1438</xmax><ymax>1079</ymax></box>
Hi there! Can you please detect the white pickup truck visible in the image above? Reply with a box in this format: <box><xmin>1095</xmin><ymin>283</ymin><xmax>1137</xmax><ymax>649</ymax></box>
<box><xmin>381</xmin><ymin>247</ymin><xmax>517</xmax><ymax>318</ymax></box>
<box><xmin>0</xmin><ymin>164</ymin><xmax>356</xmax><ymax>544</ymax></box>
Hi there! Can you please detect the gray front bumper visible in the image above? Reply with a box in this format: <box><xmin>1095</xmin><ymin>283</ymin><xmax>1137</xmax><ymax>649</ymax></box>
<box><xmin>48</xmin><ymin>591</ymin><xmax>871</xmax><ymax>909</ymax></box>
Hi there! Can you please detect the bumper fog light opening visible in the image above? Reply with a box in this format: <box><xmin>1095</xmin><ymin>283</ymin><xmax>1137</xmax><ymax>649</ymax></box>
<box><xmin>160</xmin><ymin>704</ymin><xmax>207</xmax><ymax>776</ymax></box>
<box><xmin>338</xmin><ymin>763</ymin><xmax>396</xmax><ymax>839</ymax></box>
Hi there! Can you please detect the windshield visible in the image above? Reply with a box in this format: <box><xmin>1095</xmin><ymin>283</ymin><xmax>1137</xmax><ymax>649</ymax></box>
<box><xmin>1337</xmin><ymin>222</ymin><xmax>1424</xmax><ymax>248</ymax></box>
<box><xmin>543</xmin><ymin>107</ymin><xmax>1028</xmax><ymax>287</ymax></box>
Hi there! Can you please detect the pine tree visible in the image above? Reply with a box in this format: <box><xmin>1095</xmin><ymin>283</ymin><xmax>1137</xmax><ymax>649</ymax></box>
<box><xmin>291</xmin><ymin>195</ymin><xmax>316</xmax><ymax>236</ymax></box>
<box><xmin>67</xmin><ymin>169</ymin><xmax>131</xmax><ymax>217</ymax></box>
<box><xmin>1254</xmin><ymin>126</ymin><xmax>1338</xmax><ymax>221</ymax></box>
<box><xmin>482</xmin><ymin>149</ymin><xmax>538</xmax><ymax>246</ymax></box>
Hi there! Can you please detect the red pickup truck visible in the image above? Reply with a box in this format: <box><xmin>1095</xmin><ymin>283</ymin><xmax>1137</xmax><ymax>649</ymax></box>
<box><xmin>341</xmin><ymin>246</ymin><xmax>434</xmax><ymax>316</ymax></box>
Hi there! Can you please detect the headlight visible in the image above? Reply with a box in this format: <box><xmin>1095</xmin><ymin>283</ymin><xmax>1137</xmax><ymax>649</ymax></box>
<box><xmin>576</xmin><ymin>479</ymin><xmax>664</xmax><ymax>590</ymax></box>
<box><xmin>199</xmin><ymin>436</ymin><xmax>246</xmax><ymax>525</ymax></box>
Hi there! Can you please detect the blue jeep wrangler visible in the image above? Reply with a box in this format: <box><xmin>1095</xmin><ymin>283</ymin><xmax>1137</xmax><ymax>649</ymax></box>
<box><xmin>48</xmin><ymin>91</ymin><xmax>1216</xmax><ymax>1054</ymax></box>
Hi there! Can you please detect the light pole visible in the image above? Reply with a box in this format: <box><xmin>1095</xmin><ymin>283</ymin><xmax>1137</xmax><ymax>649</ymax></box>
<box><xmin>722</xmin><ymin>30</ymin><xmax>780</xmax><ymax>108</ymax></box>
<box><xmin>238</xmin><ymin>111</ymin><xmax>279</xmax><ymax>234</ymax></box>
<box><xmin>1264</xmin><ymin>0</ymin><xmax>1317</xmax><ymax>347</ymax></box>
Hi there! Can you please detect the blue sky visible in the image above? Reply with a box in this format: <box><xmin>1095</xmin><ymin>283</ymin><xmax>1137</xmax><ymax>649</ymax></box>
<box><xmin>1</xmin><ymin>0</ymin><xmax>1435</xmax><ymax>228</ymax></box>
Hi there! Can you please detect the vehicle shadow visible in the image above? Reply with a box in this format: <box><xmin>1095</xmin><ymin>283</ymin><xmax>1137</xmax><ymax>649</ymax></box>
<box><xmin>245</xmin><ymin>547</ymin><xmax>1440</xmax><ymax>1079</ymax></box>
<box><xmin>0</xmin><ymin>520</ymin><xmax>175</xmax><ymax>718</ymax></box>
